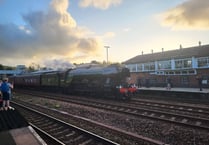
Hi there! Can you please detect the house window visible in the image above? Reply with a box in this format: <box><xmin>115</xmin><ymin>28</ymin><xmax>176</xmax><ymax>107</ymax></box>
<box><xmin>157</xmin><ymin>60</ymin><xmax>171</xmax><ymax>70</ymax></box>
<box><xmin>197</xmin><ymin>57</ymin><xmax>209</xmax><ymax>68</ymax></box>
<box><xmin>184</xmin><ymin>59</ymin><xmax>192</xmax><ymax>68</ymax></box>
<box><xmin>136</xmin><ymin>64</ymin><xmax>143</xmax><ymax>72</ymax></box>
<box><xmin>144</xmin><ymin>62</ymin><xmax>155</xmax><ymax>71</ymax></box>
<box><xmin>127</xmin><ymin>64</ymin><xmax>136</xmax><ymax>72</ymax></box>
<box><xmin>175</xmin><ymin>58</ymin><xmax>192</xmax><ymax>69</ymax></box>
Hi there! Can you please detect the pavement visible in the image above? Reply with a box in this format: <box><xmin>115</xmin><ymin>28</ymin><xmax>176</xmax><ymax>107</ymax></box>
<box><xmin>138</xmin><ymin>87</ymin><xmax>209</xmax><ymax>93</ymax></box>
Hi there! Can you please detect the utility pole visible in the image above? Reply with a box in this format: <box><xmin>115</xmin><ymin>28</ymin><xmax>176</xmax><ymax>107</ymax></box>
<box><xmin>104</xmin><ymin>46</ymin><xmax>110</xmax><ymax>64</ymax></box>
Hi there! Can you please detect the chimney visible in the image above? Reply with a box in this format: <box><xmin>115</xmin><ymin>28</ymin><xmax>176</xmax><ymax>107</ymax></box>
<box><xmin>151</xmin><ymin>49</ymin><xmax>153</xmax><ymax>54</ymax></box>
<box><xmin>162</xmin><ymin>48</ymin><xmax>164</xmax><ymax>52</ymax></box>
<box><xmin>141</xmin><ymin>51</ymin><xmax>143</xmax><ymax>55</ymax></box>
<box><xmin>180</xmin><ymin>44</ymin><xmax>182</xmax><ymax>49</ymax></box>
<box><xmin>199</xmin><ymin>41</ymin><xmax>201</xmax><ymax>46</ymax></box>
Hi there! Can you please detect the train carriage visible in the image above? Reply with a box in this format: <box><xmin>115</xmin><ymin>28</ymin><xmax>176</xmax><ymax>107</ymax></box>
<box><xmin>10</xmin><ymin>73</ymin><xmax>41</xmax><ymax>89</ymax></box>
<box><xmin>41</xmin><ymin>71</ymin><xmax>60</xmax><ymax>92</ymax></box>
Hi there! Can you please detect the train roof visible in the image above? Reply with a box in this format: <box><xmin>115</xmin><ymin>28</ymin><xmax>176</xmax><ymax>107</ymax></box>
<box><xmin>9</xmin><ymin>64</ymin><xmax>126</xmax><ymax>77</ymax></box>
<box><xmin>30</xmin><ymin>70</ymin><xmax>59</xmax><ymax>74</ymax></box>
<box><xmin>12</xmin><ymin>70</ymin><xmax>64</xmax><ymax>77</ymax></box>
<box><xmin>69</xmin><ymin>65</ymin><xmax>123</xmax><ymax>76</ymax></box>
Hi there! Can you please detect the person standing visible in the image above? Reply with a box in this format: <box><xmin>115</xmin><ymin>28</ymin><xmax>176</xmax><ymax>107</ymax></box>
<box><xmin>137</xmin><ymin>77</ymin><xmax>141</xmax><ymax>88</ymax></box>
<box><xmin>0</xmin><ymin>78</ymin><xmax>14</xmax><ymax>110</ymax></box>
<box><xmin>0</xmin><ymin>79</ymin><xmax>2</xmax><ymax>110</ymax></box>
<box><xmin>196</xmin><ymin>76</ymin><xmax>203</xmax><ymax>91</ymax></box>
<box><xmin>166</xmin><ymin>77</ymin><xmax>171</xmax><ymax>90</ymax></box>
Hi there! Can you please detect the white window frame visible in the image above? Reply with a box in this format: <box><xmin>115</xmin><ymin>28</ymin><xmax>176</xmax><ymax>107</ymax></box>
<box><xmin>174</xmin><ymin>58</ymin><xmax>192</xmax><ymax>69</ymax></box>
<box><xmin>197</xmin><ymin>56</ymin><xmax>209</xmax><ymax>68</ymax></box>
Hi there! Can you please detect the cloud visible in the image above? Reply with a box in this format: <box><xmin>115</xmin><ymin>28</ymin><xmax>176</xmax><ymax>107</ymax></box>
<box><xmin>0</xmin><ymin>0</ymin><xmax>103</xmax><ymax>66</ymax></box>
<box><xmin>123</xmin><ymin>28</ymin><xmax>131</xmax><ymax>32</ymax></box>
<box><xmin>102</xmin><ymin>32</ymin><xmax>116</xmax><ymax>38</ymax></box>
<box><xmin>79</xmin><ymin>0</ymin><xmax>122</xmax><ymax>10</ymax></box>
<box><xmin>160</xmin><ymin>0</ymin><xmax>209</xmax><ymax>30</ymax></box>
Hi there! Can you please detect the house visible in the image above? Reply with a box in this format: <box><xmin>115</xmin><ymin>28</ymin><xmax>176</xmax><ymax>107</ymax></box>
<box><xmin>123</xmin><ymin>43</ymin><xmax>209</xmax><ymax>88</ymax></box>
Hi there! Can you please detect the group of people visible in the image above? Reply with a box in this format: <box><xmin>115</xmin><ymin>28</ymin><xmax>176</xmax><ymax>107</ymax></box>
<box><xmin>0</xmin><ymin>77</ymin><xmax>14</xmax><ymax>110</ymax></box>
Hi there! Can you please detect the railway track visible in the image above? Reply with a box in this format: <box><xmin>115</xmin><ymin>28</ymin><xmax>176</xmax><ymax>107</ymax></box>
<box><xmin>136</xmin><ymin>93</ymin><xmax>209</xmax><ymax>105</ymax></box>
<box><xmin>14</xmin><ymin>90</ymin><xmax>209</xmax><ymax>131</ymax></box>
<box><xmin>12</xmin><ymin>102</ymin><xmax>120</xmax><ymax>145</ymax></box>
<box><xmin>12</xmin><ymin>100</ymin><xmax>165</xmax><ymax>145</ymax></box>
<box><xmin>63</xmin><ymin>98</ymin><xmax>209</xmax><ymax>131</ymax></box>
<box><xmin>131</xmin><ymin>98</ymin><xmax>209</xmax><ymax>119</ymax></box>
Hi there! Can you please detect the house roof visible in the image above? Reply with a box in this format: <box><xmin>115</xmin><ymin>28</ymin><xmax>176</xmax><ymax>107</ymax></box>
<box><xmin>123</xmin><ymin>44</ymin><xmax>209</xmax><ymax>64</ymax></box>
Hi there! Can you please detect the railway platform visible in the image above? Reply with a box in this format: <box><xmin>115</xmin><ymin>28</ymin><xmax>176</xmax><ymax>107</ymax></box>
<box><xmin>0</xmin><ymin>109</ymin><xmax>46</xmax><ymax>145</ymax></box>
<box><xmin>138</xmin><ymin>87</ymin><xmax>209</xmax><ymax>93</ymax></box>
<box><xmin>137</xmin><ymin>87</ymin><xmax>209</xmax><ymax>103</ymax></box>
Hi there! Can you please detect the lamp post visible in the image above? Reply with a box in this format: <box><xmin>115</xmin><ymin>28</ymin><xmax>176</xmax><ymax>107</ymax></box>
<box><xmin>104</xmin><ymin>46</ymin><xmax>110</xmax><ymax>63</ymax></box>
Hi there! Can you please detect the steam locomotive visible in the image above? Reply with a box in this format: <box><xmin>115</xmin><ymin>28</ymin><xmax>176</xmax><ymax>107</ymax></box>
<box><xmin>9</xmin><ymin>64</ymin><xmax>137</xmax><ymax>100</ymax></box>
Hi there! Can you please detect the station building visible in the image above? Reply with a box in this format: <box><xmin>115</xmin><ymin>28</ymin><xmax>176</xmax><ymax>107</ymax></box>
<box><xmin>124</xmin><ymin>43</ymin><xmax>209</xmax><ymax>88</ymax></box>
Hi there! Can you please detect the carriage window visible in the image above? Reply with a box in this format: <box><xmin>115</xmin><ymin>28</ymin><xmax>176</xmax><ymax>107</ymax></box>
<box><xmin>66</xmin><ymin>74</ymin><xmax>73</xmax><ymax>84</ymax></box>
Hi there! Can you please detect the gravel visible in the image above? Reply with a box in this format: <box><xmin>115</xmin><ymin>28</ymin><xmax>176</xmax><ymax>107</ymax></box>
<box><xmin>14</xmin><ymin>95</ymin><xmax>209</xmax><ymax>145</ymax></box>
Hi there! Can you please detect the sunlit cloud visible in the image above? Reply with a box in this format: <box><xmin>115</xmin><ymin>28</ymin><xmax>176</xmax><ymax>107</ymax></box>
<box><xmin>50</xmin><ymin>0</ymin><xmax>76</xmax><ymax>27</ymax></box>
<box><xmin>79</xmin><ymin>0</ymin><xmax>122</xmax><ymax>10</ymax></box>
<box><xmin>0</xmin><ymin>0</ymin><xmax>103</xmax><ymax>66</ymax></box>
<box><xmin>160</xmin><ymin>0</ymin><xmax>209</xmax><ymax>30</ymax></box>
<box><xmin>102</xmin><ymin>32</ymin><xmax>116</xmax><ymax>38</ymax></box>
<box><xmin>123</xmin><ymin>28</ymin><xmax>131</xmax><ymax>32</ymax></box>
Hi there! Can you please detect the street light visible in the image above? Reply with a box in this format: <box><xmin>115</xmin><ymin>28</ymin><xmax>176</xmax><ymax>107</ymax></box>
<box><xmin>104</xmin><ymin>46</ymin><xmax>110</xmax><ymax>63</ymax></box>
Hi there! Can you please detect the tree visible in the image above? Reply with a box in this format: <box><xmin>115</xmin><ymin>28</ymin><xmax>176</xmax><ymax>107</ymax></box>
<box><xmin>0</xmin><ymin>64</ymin><xmax>3</xmax><ymax>70</ymax></box>
<box><xmin>0</xmin><ymin>64</ymin><xmax>15</xmax><ymax>70</ymax></box>
<box><xmin>27</xmin><ymin>62</ymin><xmax>41</xmax><ymax>72</ymax></box>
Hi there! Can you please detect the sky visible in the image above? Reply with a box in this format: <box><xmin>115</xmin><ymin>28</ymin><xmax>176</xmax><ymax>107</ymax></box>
<box><xmin>0</xmin><ymin>0</ymin><xmax>209</xmax><ymax>68</ymax></box>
